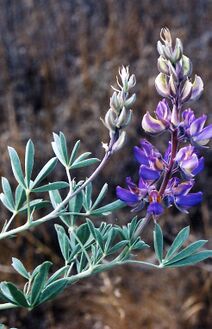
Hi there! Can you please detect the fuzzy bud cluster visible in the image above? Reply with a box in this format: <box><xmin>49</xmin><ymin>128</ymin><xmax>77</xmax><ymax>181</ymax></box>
<box><xmin>102</xmin><ymin>66</ymin><xmax>136</xmax><ymax>153</ymax></box>
<box><xmin>155</xmin><ymin>28</ymin><xmax>203</xmax><ymax>107</ymax></box>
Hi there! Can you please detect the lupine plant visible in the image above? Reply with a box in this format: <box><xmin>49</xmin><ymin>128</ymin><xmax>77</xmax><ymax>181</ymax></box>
<box><xmin>0</xmin><ymin>29</ymin><xmax>211</xmax><ymax>317</ymax></box>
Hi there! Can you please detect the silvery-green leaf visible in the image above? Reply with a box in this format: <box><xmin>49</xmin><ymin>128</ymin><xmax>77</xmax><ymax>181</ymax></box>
<box><xmin>30</xmin><ymin>261</ymin><xmax>52</xmax><ymax>306</ymax></box>
<box><xmin>69</xmin><ymin>140</ymin><xmax>80</xmax><ymax>166</ymax></box>
<box><xmin>0</xmin><ymin>282</ymin><xmax>29</xmax><ymax>308</ymax></box>
<box><xmin>25</xmin><ymin>140</ymin><xmax>35</xmax><ymax>188</ymax></box>
<box><xmin>8</xmin><ymin>147</ymin><xmax>26</xmax><ymax>189</ymax></box>
<box><xmin>108</xmin><ymin>240</ymin><xmax>129</xmax><ymax>255</ymax></box>
<box><xmin>46</xmin><ymin>266</ymin><xmax>69</xmax><ymax>286</ymax></box>
<box><xmin>15</xmin><ymin>185</ymin><xmax>26</xmax><ymax>211</ymax></box>
<box><xmin>32</xmin><ymin>181</ymin><xmax>69</xmax><ymax>193</ymax></box>
<box><xmin>33</xmin><ymin>157</ymin><xmax>57</xmax><ymax>187</ymax></box>
<box><xmin>90</xmin><ymin>199</ymin><xmax>125</xmax><ymax>216</ymax></box>
<box><xmin>70</xmin><ymin>158</ymin><xmax>99</xmax><ymax>169</ymax></box>
<box><xmin>164</xmin><ymin>240</ymin><xmax>207</xmax><ymax>265</ymax></box>
<box><xmin>1</xmin><ymin>177</ymin><xmax>15</xmax><ymax>209</ymax></box>
<box><xmin>0</xmin><ymin>193</ymin><xmax>14</xmax><ymax>212</ymax></box>
<box><xmin>49</xmin><ymin>190</ymin><xmax>62</xmax><ymax>208</ymax></box>
<box><xmin>59</xmin><ymin>132</ymin><xmax>69</xmax><ymax>164</ymax></box>
<box><xmin>164</xmin><ymin>251</ymin><xmax>212</xmax><ymax>268</ymax></box>
<box><xmin>153</xmin><ymin>223</ymin><xmax>163</xmax><ymax>263</ymax></box>
<box><xmin>18</xmin><ymin>199</ymin><xmax>49</xmax><ymax>212</ymax></box>
<box><xmin>165</xmin><ymin>226</ymin><xmax>190</xmax><ymax>261</ymax></box>
<box><xmin>38</xmin><ymin>278</ymin><xmax>68</xmax><ymax>305</ymax></box>
<box><xmin>91</xmin><ymin>183</ymin><xmax>108</xmax><ymax>210</ymax></box>
<box><xmin>55</xmin><ymin>224</ymin><xmax>70</xmax><ymax>261</ymax></box>
<box><xmin>12</xmin><ymin>258</ymin><xmax>30</xmax><ymax>279</ymax></box>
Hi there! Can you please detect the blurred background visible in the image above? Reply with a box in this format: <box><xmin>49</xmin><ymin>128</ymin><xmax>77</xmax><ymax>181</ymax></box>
<box><xmin>0</xmin><ymin>0</ymin><xmax>211</xmax><ymax>328</ymax></box>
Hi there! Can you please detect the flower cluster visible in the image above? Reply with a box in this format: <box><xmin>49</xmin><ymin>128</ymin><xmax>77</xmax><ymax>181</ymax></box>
<box><xmin>116</xmin><ymin>28</ymin><xmax>212</xmax><ymax>219</ymax></box>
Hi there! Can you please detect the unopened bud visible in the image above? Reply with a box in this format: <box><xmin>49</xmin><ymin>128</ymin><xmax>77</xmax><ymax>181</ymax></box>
<box><xmin>155</xmin><ymin>73</ymin><xmax>170</xmax><ymax>98</ymax></box>
<box><xmin>190</xmin><ymin>75</ymin><xmax>204</xmax><ymax>101</ymax></box>
<box><xmin>142</xmin><ymin>111</ymin><xmax>166</xmax><ymax>134</ymax></box>
<box><xmin>181</xmin><ymin>79</ymin><xmax>193</xmax><ymax>103</ymax></box>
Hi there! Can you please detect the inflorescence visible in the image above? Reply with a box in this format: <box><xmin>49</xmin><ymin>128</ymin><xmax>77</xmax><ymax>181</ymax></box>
<box><xmin>116</xmin><ymin>28</ymin><xmax>212</xmax><ymax>219</ymax></box>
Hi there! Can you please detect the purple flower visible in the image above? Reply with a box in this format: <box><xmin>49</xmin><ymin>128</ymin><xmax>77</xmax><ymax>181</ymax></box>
<box><xmin>134</xmin><ymin>140</ymin><xmax>165</xmax><ymax>181</ymax></box>
<box><xmin>147</xmin><ymin>190</ymin><xmax>164</xmax><ymax>216</ymax></box>
<box><xmin>175</xmin><ymin>145</ymin><xmax>204</xmax><ymax>178</ymax></box>
<box><xmin>180</xmin><ymin>109</ymin><xmax>212</xmax><ymax>146</ymax></box>
<box><xmin>164</xmin><ymin>177</ymin><xmax>203</xmax><ymax>213</ymax></box>
<box><xmin>116</xmin><ymin>177</ymin><xmax>149</xmax><ymax>210</ymax></box>
<box><xmin>141</xmin><ymin>99</ymin><xmax>171</xmax><ymax>134</ymax></box>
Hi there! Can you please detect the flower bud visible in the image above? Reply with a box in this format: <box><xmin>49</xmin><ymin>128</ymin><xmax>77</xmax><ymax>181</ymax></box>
<box><xmin>117</xmin><ymin>107</ymin><xmax>127</xmax><ymax>128</ymax></box>
<box><xmin>157</xmin><ymin>56</ymin><xmax>169</xmax><ymax>75</ymax></box>
<box><xmin>155</xmin><ymin>73</ymin><xmax>170</xmax><ymax>98</ymax></box>
<box><xmin>142</xmin><ymin>112</ymin><xmax>166</xmax><ymax>134</ymax></box>
<box><xmin>181</xmin><ymin>79</ymin><xmax>193</xmax><ymax>103</ymax></box>
<box><xmin>181</xmin><ymin>55</ymin><xmax>192</xmax><ymax>78</ymax></box>
<box><xmin>190</xmin><ymin>75</ymin><xmax>204</xmax><ymax>101</ymax></box>
<box><xmin>169</xmin><ymin>75</ymin><xmax>177</xmax><ymax>96</ymax></box>
<box><xmin>124</xmin><ymin>93</ymin><xmax>136</xmax><ymax>108</ymax></box>
<box><xmin>128</xmin><ymin>74</ymin><xmax>136</xmax><ymax>89</ymax></box>
<box><xmin>172</xmin><ymin>38</ymin><xmax>183</xmax><ymax>62</ymax></box>
<box><xmin>112</xmin><ymin>131</ymin><xmax>126</xmax><ymax>152</ymax></box>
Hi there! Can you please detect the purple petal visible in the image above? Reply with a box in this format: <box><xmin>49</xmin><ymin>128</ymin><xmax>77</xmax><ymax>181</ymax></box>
<box><xmin>194</xmin><ymin>124</ymin><xmax>212</xmax><ymax>141</ymax></box>
<box><xmin>190</xmin><ymin>115</ymin><xmax>207</xmax><ymax>136</ymax></box>
<box><xmin>116</xmin><ymin>186</ymin><xmax>138</xmax><ymax>203</ymax></box>
<box><xmin>176</xmin><ymin>192</ymin><xmax>203</xmax><ymax>208</ymax></box>
<box><xmin>133</xmin><ymin>146</ymin><xmax>149</xmax><ymax>165</ymax></box>
<box><xmin>147</xmin><ymin>202</ymin><xmax>164</xmax><ymax>215</ymax></box>
<box><xmin>193</xmin><ymin>157</ymin><xmax>204</xmax><ymax>175</ymax></box>
<box><xmin>139</xmin><ymin>165</ymin><xmax>160</xmax><ymax>180</ymax></box>
<box><xmin>142</xmin><ymin>112</ymin><xmax>165</xmax><ymax>134</ymax></box>
<box><xmin>173</xmin><ymin>180</ymin><xmax>194</xmax><ymax>196</ymax></box>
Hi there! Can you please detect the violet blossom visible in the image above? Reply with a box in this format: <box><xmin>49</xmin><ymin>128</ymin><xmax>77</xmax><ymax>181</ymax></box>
<box><xmin>116</xmin><ymin>28</ymin><xmax>211</xmax><ymax>220</ymax></box>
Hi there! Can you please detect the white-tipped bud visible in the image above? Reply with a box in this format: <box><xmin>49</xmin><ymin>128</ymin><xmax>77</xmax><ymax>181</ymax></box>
<box><xmin>104</xmin><ymin>109</ymin><xmax>117</xmax><ymax>131</ymax></box>
<box><xmin>173</xmin><ymin>38</ymin><xmax>183</xmax><ymax>62</ymax></box>
<box><xmin>190</xmin><ymin>75</ymin><xmax>204</xmax><ymax>101</ymax></box>
<box><xmin>169</xmin><ymin>75</ymin><xmax>177</xmax><ymax>96</ymax></box>
<box><xmin>181</xmin><ymin>55</ymin><xmax>192</xmax><ymax>78</ymax></box>
<box><xmin>112</xmin><ymin>131</ymin><xmax>126</xmax><ymax>152</ymax></box>
<box><xmin>157</xmin><ymin>56</ymin><xmax>170</xmax><ymax>75</ymax></box>
<box><xmin>155</xmin><ymin>73</ymin><xmax>170</xmax><ymax>98</ymax></box>
<box><xmin>124</xmin><ymin>93</ymin><xmax>136</xmax><ymax>108</ymax></box>
<box><xmin>142</xmin><ymin>112</ymin><xmax>166</xmax><ymax>134</ymax></box>
<box><xmin>181</xmin><ymin>79</ymin><xmax>193</xmax><ymax>103</ymax></box>
<box><xmin>110</xmin><ymin>92</ymin><xmax>121</xmax><ymax>112</ymax></box>
<box><xmin>128</xmin><ymin>74</ymin><xmax>136</xmax><ymax>89</ymax></box>
<box><xmin>116</xmin><ymin>107</ymin><xmax>127</xmax><ymax>128</ymax></box>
